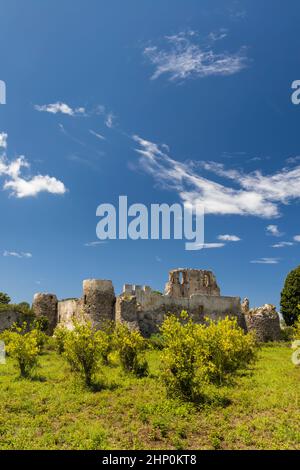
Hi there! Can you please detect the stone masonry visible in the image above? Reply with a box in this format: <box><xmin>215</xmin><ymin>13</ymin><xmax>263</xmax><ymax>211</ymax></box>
<box><xmin>32</xmin><ymin>293</ymin><xmax>58</xmax><ymax>335</ymax></box>
<box><xmin>28</xmin><ymin>268</ymin><xmax>282</xmax><ymax>342</ymax></box>
<box><xmin>244</xmin><ymin>303</ymin><xmax>282</xmax><ymax>342</ymax></box>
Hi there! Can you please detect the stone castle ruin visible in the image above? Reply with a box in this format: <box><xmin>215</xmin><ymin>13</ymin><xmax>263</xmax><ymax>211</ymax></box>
<box><xmin>0</xmin><ymin>268</ymin><xmax>282</xmax><ymax>341</ymax></box>
<box><xmin>28</xmin><ymin>268</ymin><xmax>281</xmax><ymax>341</ymax></box>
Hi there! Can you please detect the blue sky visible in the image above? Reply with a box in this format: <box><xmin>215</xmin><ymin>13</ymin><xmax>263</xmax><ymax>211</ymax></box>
<box><xmin>0</xmin><ymin>0</ymin><xmax>300</xmax><ymax>309</ymax></box>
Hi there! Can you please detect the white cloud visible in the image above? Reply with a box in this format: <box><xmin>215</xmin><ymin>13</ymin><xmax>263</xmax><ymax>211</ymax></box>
<box><xmin>144</xmin><ymin>30</ymin><xmax>248</xmax><ymax>82</ymax></box>
<box><xmin>0</xmin><ymin>137</ymin><xmax>67</xmax><ymax>198</ymax></box>
<box><xmin>217</xmin><ymin>234</ymin><xmax>241</xmax><ymax>242</ymax></box>
<box><xmin>286</xmin><ymin>156</ymin><xmax>300</xmax><ymax>165</ymax></box>
<box><xmin>202</xmin><ymin>243</ymin><xmax>225</xmax><ymax>249</ymax></box>
<box><xmin>0</xmin><ymin>132</ymin><xmax>7</xmax><ymax>149</ymax></box>
<box><xmin>133</xmin><ymin>136</ymin><xmax>300</xmax><ymax>219</ymax></box>
<box><xmin>266</xmin><ymin>225</ymin><xmax>282</xmax><ymax>237</ymax></box>
<box><xmin>3</xmin><ymin>250</ymin><xmax>32</xmax><ymax>258</ymax></box>
<box><xmin>250</xmin><ymin>258</ymin><xmax>279</xmax><ymax>264</ymax></box>
<box><xmin>105</xmin><ymin>112</ymin><xmax>115</xmax><ymax>128</ymax></box>
<box><xmin>208</xmin><ymin>29</ymin><xmax>228</xmax><ymax>42</ymax></box>
<box><xmin>84</xmin><ymin>241</ymin><xmax>107</xmax><ymax>247</ymax></box>
<box><xmin>89</xmin><ymin>130</ymin><xmax>105</xmax><ymax>141</ymax></box>
<box><xmin>4</xmin><ymin>174</ymin><xmax>66</xmax><ymax>198</ymax></box>
<box><xmin>34</xmin><ymin>102</ymin><xmax>86</xmax><ymax>116</ymax></box>
<box><xmin>272</xmin><ymin>241</ymin><xmax>294</xmax><ymax>248</ymax></box>
<box><xmin>294</xmin><ymin>235</ymin><xmax>300</xmax><ymax>242</ymax></box>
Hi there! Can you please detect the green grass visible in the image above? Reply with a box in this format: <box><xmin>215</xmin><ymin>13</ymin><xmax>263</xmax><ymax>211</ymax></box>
<box><xmin>0</xmin><ymin>343</ymin><xmax>299</xmax><ymax>450</ymax></box>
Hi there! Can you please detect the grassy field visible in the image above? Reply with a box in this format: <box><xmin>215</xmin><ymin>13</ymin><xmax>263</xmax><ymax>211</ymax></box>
<box><xmin>0</xmin><ymin>342</ymin><xmax>299</xmax><ymax>450</ymax></box>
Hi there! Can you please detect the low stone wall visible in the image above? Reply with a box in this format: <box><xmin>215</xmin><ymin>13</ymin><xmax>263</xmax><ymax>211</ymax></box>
<box><xmin>0</xmin><ymin>310</ymin><xmax>21</xmax><ymax>333</ymax></box>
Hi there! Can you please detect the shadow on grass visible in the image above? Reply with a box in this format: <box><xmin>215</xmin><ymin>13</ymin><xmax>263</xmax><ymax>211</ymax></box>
<box><xmin>30</xmin><ymin>374</ymin><xmax>47</xmax><ymax>382</ymax></box>
<box><xmin>87</xmin><ymin>380</ymin><xmax>119</xmax><ymax>392</ymax></box>
<box><xmin>14</xmin><ymin>374</ymin><xmax>47</xmax><ymax>383</ymax></box>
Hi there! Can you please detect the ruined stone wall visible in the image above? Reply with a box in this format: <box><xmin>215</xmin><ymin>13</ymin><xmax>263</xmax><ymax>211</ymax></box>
<box><xmin>117</xmin><ymin>283</ymin><xmax>243</xmax><ymax>337</ymax></box>
<box><xmin>57</xmin><ymin>298</ymin><xmax>82</xmax><ymax>330</ymax></box>
<box><xmin>165</xmin><ymin>268</ymin><xmax>220</xmax><ymax>298</ymax></box>
<box><xmin>115</xmin><ymin>295</ymin><xmax>140</xmax><ymax>331</ymax></box>
<box><xmin>0</xmin><ymin>310</ymin><xmax>21</xmax><ymax>333</ymax></box>
<box><xmin>32</xmin><ymin>293</ymin><xmax>58</xmax><ymax>334</ymax></box>
<box><xmin>245</xmin><ymin>304</ymin><xmax>282</xmax><ymax>342</ymax></box>
<box><xmin>27</xmin><ymin>270</ymin><xmax>282</xmax><ymax>344</ymax></box>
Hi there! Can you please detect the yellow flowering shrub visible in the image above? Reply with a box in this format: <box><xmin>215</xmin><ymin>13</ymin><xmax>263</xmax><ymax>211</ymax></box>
<box><xmin>198</xmin><ymin>316</ymin><xmax>257</xmax><ymax>385</ymax></box>
<box><xmin>0</xmin><ymin>324</ymin><xmax>39</xmax><ymax>378</ymax></box>
<box><xmin>53</xmin><ymin>325</ymin><xmax>70</xmax><ymax>354</ymax></box>
<box><xmin>160</xmin><ymin>312</ymin><xmax>257</xmax><ymax>400</ymax></box>
<box><xmin>114</xmin><ymin>323</ymin><xmax>148</xmax><ymax>377</ymax></box>
<box><xmin>63</xmin><ymin>321</ymin><xmax>109</xmax><ymax>386</ymax></box>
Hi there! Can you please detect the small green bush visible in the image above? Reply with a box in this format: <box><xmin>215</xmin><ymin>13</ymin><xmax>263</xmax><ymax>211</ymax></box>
<box><xmin>0</xmin><ymin>292</ymin><xmax>11</xmax><ymax>305</ymax></box>
<box><xmin>0</xmin><ymin>324</ymin><xmax>39</xmax><ymax>378</ymax></box>
<box><xmin>98</xmin><ymin>321</ymin><xmax>115</xmax><ymax>365</ymax></box>
<box><xmin>148</xmin><ymin>333</ymin><xmax>165</xmax><ymax>350</ymax></box>
<box><xmin>160</xmin><ymin>311</ymin><xmax>203</xmax><ymax>401</ymax></box>
<box><xmin>33</xmin><ymin>316</ymin><xmax>49</xmax><ymax>333</ymax></box>
<box><xmin>63</xmin><ymin>322</ymin><xmax>107</xmax><ymax>386</ymax></box>
<box><xmin>114</xmin><ymin>323</ymin><xmax>148</xmax><ymax>377</ymax></box>
<box><xmin>53</xmin><ymin>325</ymin><xmax>70</xmax><ymax>354</ymax></box>
<box><xmin>281</xmin><ymin>325</ymin><xmax>295</xmax><ymax>342</ymax></box>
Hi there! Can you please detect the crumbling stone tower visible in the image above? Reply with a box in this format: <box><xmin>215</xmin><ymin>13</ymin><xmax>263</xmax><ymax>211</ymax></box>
<box><xmin>32</xmin><ymin>293</ymin><xmax>58</xmax><ymax>334</ymax></box>
<box><xmin>244</xmin><ymin>303</ymin><xmax>282</xmax><ymax>342</ymax></box>
<box><xmin>82</xmin><ymin>279</ymin><xmax>115</xmax><ymax>328</ymax></box>
<box><xmin>165</xmin><ymin>268</ymin><xmax>220</xmax><ymax>298</ymax></box>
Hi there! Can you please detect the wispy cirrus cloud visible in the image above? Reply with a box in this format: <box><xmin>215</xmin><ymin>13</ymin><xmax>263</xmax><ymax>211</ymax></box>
<box><xmin>89</xmin><ymin>130</ymin><xmax>106</xmax><ymax>141</ymax></box>
<box><xmin>133</xmin><ymin>136</ymin><xmax>300</xmax><ymax>219</ymax></box>
<box><xmin>250</xmin><ymin>258</ymin><xmax>279</xmax><ymax>264</ymax></box>
<box><xmin>144</xmin><ymin>30</ymin><xmax>248</xmax><ymax>82</ymax></box>
<box><xmin>0</xmin><ymin>132</ymin><xmax>7</xmax><ymax>149</ymax></box>
<box><xmin>3</xmin><ymin>250</ymin><xmax>32</xmax><ymax>258</ymax></box>
<box><xmin>84</xmin><ymin>241</ymin><xmax>107</xmax><ymax>247</ymax></box>
<box><xmin>272</xmin><ymin>241</ymin><xmax>294</xmax><ymax>248</ymax></box>
<box><xmin>0</xmin><ymin>135</ymin><xmax>67</xmax><ymax>198</ymax></box>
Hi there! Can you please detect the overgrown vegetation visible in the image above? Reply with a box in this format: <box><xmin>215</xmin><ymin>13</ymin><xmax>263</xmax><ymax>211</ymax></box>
<box><xmin>114</xmin><ymin>323</ymin><xmax>148</xmax><ymax>377</ymax></box>
<box><xmin>63</xmin><ymin>322</ymin><xmax>110</xmax><ymax>387</ymax></box>
<box><xmin>0</xmin><ymin>343</ymin><xmax>299</xmax><ymax>450</ymax></box>
<box><xmin>53</xmin><ymin>325</ymin><xmax>70</xmax><ymax>354</ymax></box>
<box><xmin>0</xmin><ymin>307</ymin><xmax>299</xmax><ymax>449</ymax></box>
<box><xmin>0</xmin><ymin>324</ymin><xmax>40</xmax><ymax>378</ymax></box>
<box><xmin>281</xmin><ymin>265</ymin><xmax>300</xmax><ymax>325</ymax></box>
<box><xmin>293</xmin><ymin>317</ymin><xmax>300</xmax><ymax>340</ymax></box>
<box><xmin>0</xmin><ymin>292</ymin><xmax>11</xmax><ymax>304</ymax></box>
<box><xmin>160</xmin><ymin>312</ymin><xmax>257</xmax><ymax>401</ymax></box>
